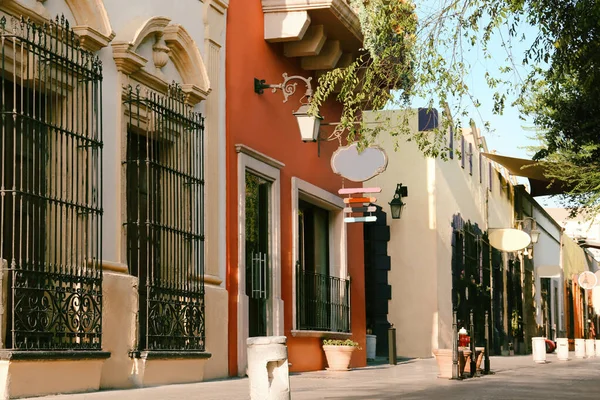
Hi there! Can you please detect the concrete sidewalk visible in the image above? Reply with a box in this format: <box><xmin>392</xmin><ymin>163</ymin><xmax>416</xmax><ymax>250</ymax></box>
<box><xmin>29</xmin><ymin>353</ymin><xmax>600</xmax><ymax>400</ymax></box>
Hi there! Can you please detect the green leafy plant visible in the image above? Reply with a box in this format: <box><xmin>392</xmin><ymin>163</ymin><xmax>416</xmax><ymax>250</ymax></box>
<box><xmin>311</xmin><ymin>0</ymin><xmax>419</xmax><ymax>151</ymax></box>
<box><xmin>323</xmin><ymin>339</ymin><xmax>361</xmax><ymax>348</ymax></box>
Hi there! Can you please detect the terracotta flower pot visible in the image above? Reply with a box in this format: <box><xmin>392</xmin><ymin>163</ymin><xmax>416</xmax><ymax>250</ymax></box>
<box><xmin>323</xmin><ymin>345</ymin><xmax>355</xmax><ymax>371</ymax></box>
<box><xmin>433</xmin><ymin>348</ymin><xmax>453</xmax><ymax>378</ymax></box>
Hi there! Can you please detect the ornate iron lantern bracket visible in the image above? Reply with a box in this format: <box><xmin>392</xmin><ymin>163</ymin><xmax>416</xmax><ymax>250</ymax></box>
<box><xmin>254</xmin><ymin>73</ymin><xmax>313</xmax><ymax>103</ymax></box>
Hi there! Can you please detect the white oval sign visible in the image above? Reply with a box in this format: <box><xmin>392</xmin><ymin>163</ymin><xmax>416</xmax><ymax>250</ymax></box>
<box><xmin>579</xmin><ymin>271</ymin><xmax>597</xmax><ymax>290</ymax></box>
<box><xmin>331</xmin><ymin>143</ymin><xmax>388</xmax><ymax>182</ymax></box>
<box><xmin>488</xmin><ymin>228</ymin><xmax>531</xmax><ymax>252</ymax></box>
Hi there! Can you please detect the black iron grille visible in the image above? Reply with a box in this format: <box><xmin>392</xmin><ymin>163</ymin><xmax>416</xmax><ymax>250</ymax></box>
<box><xmin>0</xmin><ymin>16</ymin><xmax>103</xmax><ymax>350</ymax></box>
<box><xmin>124</xmin><ymin>84</ymin><xmax>205</xmax><ymax>351</ymax></box>
<box><xmin>296</xmin><ymin>264</ymin><xmax>351</xmax><ymax>332</ymax></box>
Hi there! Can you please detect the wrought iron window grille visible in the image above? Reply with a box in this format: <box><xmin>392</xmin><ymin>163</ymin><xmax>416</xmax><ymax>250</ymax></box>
<box><xmin>295</xmin><ymin>262</ymin><xmax>351</xmax><ymax>333</ymax></box>
<box><xmin>124</xmin><ymin>83</ymin><xmax>206</xmax><ymax>352</ymax></box>
<box><xmin>0</xmin><ymin>15</ymin><xmax>103</xmax><ymax>351</ymax></box>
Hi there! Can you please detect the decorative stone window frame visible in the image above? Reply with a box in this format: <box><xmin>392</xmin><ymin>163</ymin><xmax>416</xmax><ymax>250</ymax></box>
<box><xmin>113</xmin><ymin>15</ymin><xmax>212</xmax><ymax>266</ymax></box>
<box><xmin>112</xmin><ymin>16</ymin><xmax>211</xmax><ymax>106</ymax></box>
<box><xmin>0</xmin><ymin>0</ymin><xmax>115</xmax><ymax>51</ymax></box>
<box><xmin>235</xmin><ymin>144</ymin><xmax>285</xmax><ymax>376</ymax></box>
<box><xmin>290</xmin><ymin>177</ymin><xmax>350</xmax><ymax>338</ymax></box>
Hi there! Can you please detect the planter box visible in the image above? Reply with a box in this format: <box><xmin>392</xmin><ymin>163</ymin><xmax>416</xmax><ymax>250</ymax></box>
<box><xmin>323</xmin><ymin>345</ymin><xmax>355</xmax><ymax>371</ymax></box>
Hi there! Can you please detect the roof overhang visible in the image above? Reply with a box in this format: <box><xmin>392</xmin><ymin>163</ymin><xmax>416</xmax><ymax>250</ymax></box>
<box><xmin>261</xmin><ymin>0</ymin><xmax>362</xmax><ymax>71</ymax></box>
<box><xmin>482</xmin><ymin>153</ymin><xmax>573</xmax><ymax>197</ymax></box>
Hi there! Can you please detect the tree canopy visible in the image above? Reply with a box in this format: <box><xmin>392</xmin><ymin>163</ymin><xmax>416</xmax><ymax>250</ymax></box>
<box><xmin>310</xmin><ymin>0</ymin><xmax>600</xmax><ymax>215</ymax></box>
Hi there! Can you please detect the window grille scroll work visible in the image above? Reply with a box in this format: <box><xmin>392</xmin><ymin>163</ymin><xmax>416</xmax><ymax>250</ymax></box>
<box><xmin>124</xmin><ymin>83</ymin><xmax>206</xmax><ymax>352</ymax></box>
<box><xmin>0</xmin><ymin>15</ymin><xmax>103</xmax><ymax>351</ymax></box>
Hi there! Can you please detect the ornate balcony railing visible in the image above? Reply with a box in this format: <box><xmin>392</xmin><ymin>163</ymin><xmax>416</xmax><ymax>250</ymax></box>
<box><xmin>296</xmin><ymin>265</ymin><xmax>351</xmax><ymax>333</ymax></box>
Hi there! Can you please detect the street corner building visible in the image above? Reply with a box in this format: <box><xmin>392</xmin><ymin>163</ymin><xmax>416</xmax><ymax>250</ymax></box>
<box><xmin>0</xmin><ymin>0</ymin><xmax>228</xmax><ymax>398</ymax></box>
<box><xmin>225</xmin><ymin>0</ymin><xmax>367</xmax><ymax>375</ymax></box>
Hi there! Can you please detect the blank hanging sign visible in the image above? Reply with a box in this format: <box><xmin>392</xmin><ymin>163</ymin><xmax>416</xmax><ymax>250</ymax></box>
<box><xmin>331</xmin><ymin>143</ymin><xmax>388</xmax><ymax>182</ymax></box>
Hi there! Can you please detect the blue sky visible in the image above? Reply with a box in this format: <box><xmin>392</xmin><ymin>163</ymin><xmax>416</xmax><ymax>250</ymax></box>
<box><xmin>412</xmin><ymin>1</ymin><xmax>557</xmax><ymax>205</ymax></box>
<box><xmin>406</xmin><ymin>1</ymin><xmax>541</xmax><ymax>159</ymax></box>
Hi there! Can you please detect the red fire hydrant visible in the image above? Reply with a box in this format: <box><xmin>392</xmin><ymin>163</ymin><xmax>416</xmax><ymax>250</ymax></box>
<box><xmin>458</xmin><ymin>327</ymin><xmax>470</xmax><ymax>347</ymax></box>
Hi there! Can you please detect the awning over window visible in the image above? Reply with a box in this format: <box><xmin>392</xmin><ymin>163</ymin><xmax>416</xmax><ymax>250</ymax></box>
<box><xmin>482</xmin><ymin>153</ymin><xmax>572</xmax><ymax>196</ymax></box>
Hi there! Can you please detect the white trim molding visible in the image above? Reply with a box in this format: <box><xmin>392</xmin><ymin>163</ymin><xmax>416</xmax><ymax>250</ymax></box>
<box><xmin>236</xmin><ymin>146</ymin><xmax>283</xmax><ymax>376</ymax></box>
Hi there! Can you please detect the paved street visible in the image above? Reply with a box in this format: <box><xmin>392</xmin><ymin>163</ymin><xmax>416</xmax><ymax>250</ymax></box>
<box><xmin>31</xmin><ymin>354</ymin><xmax>600</xmax><ymax>400</ymax></box>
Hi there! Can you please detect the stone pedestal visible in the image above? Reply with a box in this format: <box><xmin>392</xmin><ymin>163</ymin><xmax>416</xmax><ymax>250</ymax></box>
<box><xmin>575</xmin><ymin>339</ymin><xmax>586</xmax><ymax>358</ymax></box>
<box><xmin>532</xmin><ymin>337</ymin><xmax>546</xmax><ymax>364</ymax></box>
<box><xmin>247</xmin><ymin>336</ymin><xmax>290</xmax><ymax>400</ymax></box>
<box><xmin>556</xmin><ymin>338</ymin><xmax>569</xmax><ymax>361</ymax></box>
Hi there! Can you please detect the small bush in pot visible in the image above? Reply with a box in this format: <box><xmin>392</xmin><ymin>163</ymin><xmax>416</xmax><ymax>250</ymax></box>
<box><xmin>322</xmin><ymin>339</ymin><xmax>360</xmax><ymax>371</ymax></box>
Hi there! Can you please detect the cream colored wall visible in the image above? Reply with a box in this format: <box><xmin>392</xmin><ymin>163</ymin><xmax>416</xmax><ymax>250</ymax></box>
<box><xmin>203</xmin><ymin>284</ymin><xmax>229</xmax><ymax>380</ymax></box>
<box><xmin>365</xmin><ymin>110</ymin><xmax>437</xmax><ymax>358</ymax></box>
<box><xmin>15</xmin><ymin>0</ymin><xmax>230</xmax><ymax>384</ymax></box>
<box><xmin>100</xmin><ymin>271</ymin><xmax>139</xmax><ymax>389</ymax></box>
<box><xmin>0</xmin><ymin>1</ymin><xmax>228</xmax><ymax>397</ymax></box>
<box><xmin>365</xmin><ymin>110</ymin><xmax>515</xmax><ymax>358</ymax></box>
<box><xmin>98</xmin><ymin>0</ymin><xmax>229</xmax><ymax>381</ymax></box>
<box><xmin>0</xmin><ymin>359</ymin><xmax>104</xmax><ymax>399</ymax></box>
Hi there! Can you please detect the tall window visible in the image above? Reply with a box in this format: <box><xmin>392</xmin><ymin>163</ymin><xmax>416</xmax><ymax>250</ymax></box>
<box><xmin>0</xmin><ymin>16</ymin><xmax>103</xmax><ymax>350</ymax></box>
<box><xmin>296</xmin><ymin>199</ymin><xmax>350</xmax><ymax>332</ymax></box>
<box><xmin>125</xmin><ymin>84</ymin><xmax>205</xmax><ymax>352</ymax></box>
<box><xmin>245</xmin><ymin>172</ymin><xmax>270</xmax><ymax>337</ymax></box>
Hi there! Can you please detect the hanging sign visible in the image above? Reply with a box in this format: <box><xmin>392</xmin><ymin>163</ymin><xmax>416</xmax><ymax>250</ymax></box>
<box><xmin>578</xmin><ymin>271</ymin><xmax>597</xmax><ymax>290</ymax></box>
<box><xmin>331</xmin><ymin>143</ymin><xmax>388</xmax><ymax>182</ymax></box>
<box><xmin>488</xmin><ymin>228</ymin><xmax>531</xmax><ymax>252</ymax></box>
<box><xmin>339</xmin><ymin>187</ymin><xmax>381</xmax><ymax>224</ymax></box>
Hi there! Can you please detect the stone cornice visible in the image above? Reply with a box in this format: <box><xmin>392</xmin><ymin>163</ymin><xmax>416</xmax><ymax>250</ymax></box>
<box><xmin>111</xmin><ymin>42</ymin><xmax>148</xmax><ymax>75</ymax></box>
<box><xmin>0</xmin><ymin>0</ymin><xmax>48</xmax><ymax>25</ymax></box>
<box><xmin>210</xmin><ymin>0</ymin><xmax>229</xmax><ymax>13</ymax></box>
<box><xmin>73</xmin><ymin>26</ymin><xmax>116</xmax><ymax>52</ymax></box>
<box><xmin>0</xmin><ymin>0</ymin><xmax>115</xmax><ymax>51</ymax></box>
<box><xmin>261</xmin><ymin>0</ymin><xmax>361</xmax><ymax>41</ymax></box>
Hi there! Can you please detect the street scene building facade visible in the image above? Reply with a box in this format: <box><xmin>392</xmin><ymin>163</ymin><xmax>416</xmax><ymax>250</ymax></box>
<box><xmin>226</xmin><ymin>0</ymin><xmax>366</xmax><ymax>375</ymax></box>
<box><xmin>0</xmin><ymin>0</ymin><xmax>596</xmax><ymax>399</ymax></box>
<box><xmin>0</xmin><ymin>0</ymin><xmax>228</xmax><ymax>397</ymax></box>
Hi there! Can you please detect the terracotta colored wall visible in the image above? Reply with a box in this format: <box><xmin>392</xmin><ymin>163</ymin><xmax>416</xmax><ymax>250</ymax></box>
<box><xmin>226</xmin><ymin>0</ymin><xmax>366</xmax><ymax>375</ymax></box>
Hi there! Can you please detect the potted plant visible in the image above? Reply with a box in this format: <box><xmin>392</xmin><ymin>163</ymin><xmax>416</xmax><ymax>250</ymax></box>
<box><xmin>322</xmin><ymin>339</ymin><xmax>360</xmax><ymax>371</ymax></box>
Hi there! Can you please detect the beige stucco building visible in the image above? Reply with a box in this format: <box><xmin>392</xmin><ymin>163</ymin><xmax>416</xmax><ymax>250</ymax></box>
<box><xmin>0</xmin><ymin>0</ymin><xmax>228</xmax><ymax>398</ymax></box>
<box><xmin>364</xmin><ymin>109</ymin><xmax>515</xmax><ymax>358</ymax></box>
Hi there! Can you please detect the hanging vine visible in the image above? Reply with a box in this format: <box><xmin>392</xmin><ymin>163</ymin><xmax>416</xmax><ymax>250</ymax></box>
<box><xmin>310</xmin><ymin>0</ymin><xmax>535</xmax><ymax>158</ymax></box>
<box><xmin>310</xmin><ymin>0</ymin><xmax>419</xmax><ymax>151</ymax></box>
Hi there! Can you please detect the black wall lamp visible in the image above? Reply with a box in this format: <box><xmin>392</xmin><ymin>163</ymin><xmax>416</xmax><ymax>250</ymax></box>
<box><xmin>389</xmin><ymin>184</ymin><xmax>408</xmax><ymax>220</ymax></box>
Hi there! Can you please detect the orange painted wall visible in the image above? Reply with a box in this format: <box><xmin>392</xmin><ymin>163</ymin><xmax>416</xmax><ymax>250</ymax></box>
<box><xmin>226</xmin><ymin>0</ymin><xmax>366</xmax><ymax>375</ymax></box>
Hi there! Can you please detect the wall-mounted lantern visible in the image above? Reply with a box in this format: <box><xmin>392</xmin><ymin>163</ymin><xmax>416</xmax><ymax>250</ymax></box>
<box><xmin>516</xmin><ymin>217</ymin><xmax>540</xmax><ymax>244</ymax></box>
<box><xmin>389</xmin><ymin>184</ymin><xmax>408</xmax><ymax>220</ymax></box>
<box><xmin>254</xmin><ymin>73</ymin><xmax>322</xmax><ymax>142</ymax></box>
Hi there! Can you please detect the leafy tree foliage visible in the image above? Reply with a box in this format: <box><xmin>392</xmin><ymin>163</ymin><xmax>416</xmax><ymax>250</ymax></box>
<box><xmin>525</xmin><ymin>0</ymin><xmax>600</xmax><ymax>214</ymax></box>
<box><xmin>310</xmin><ymin>0</ymin><xmax>600</xmax><ymax>214</ymax></box>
